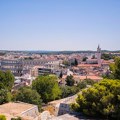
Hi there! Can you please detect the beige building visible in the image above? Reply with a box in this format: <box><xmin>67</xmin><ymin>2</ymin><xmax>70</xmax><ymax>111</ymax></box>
<box><xmin>0</xmin><ymin>102</ymin><xmax>40</xmax><ymax>120</ymax></box>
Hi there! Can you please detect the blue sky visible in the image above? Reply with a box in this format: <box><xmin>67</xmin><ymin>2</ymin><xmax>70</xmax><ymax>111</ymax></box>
<box><xmin>0</xmin><ymin>0</ymin><xmax>120</xmax><ymax>51</ymax></box>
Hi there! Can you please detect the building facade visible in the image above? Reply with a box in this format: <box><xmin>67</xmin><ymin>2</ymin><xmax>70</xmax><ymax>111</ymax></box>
<box><xmin>0</xmin><ymin>59</ymin><xmax>23</xmax><ymax>76</ymax></box>
<box><xmin>0</xmin><ymin>59</ymin><xmax>59</xmax><ymax>76</ymax></box>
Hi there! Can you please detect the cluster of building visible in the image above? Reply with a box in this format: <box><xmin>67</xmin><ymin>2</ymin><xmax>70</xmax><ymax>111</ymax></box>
<box><xmin>0</xmin><ymin>45</ymin><xmax>114</xmax><ymax>88</ymax></box>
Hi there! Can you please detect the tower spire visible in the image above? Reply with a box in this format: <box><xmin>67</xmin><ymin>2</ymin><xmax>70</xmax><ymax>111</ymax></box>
<box><xmin>98</xmin><ymin>44</ymin><xmax>100</xmax><ymax>49</ymax></box>
<box><xmin>97</xmin><ymin>45</ymin><xmax>101</xmax><ymax>67</ymax></box>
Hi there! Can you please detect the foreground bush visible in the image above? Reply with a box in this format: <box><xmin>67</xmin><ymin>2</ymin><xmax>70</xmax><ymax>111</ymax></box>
<box><xmin>0</xmin><ymin>115</ymin><xmax>6</xmax><ymax>120</ymax></box>
<box><xmin>71</xmin><ymin>79</ymin><xmax>120</xmax><ymax>119</ymax></box>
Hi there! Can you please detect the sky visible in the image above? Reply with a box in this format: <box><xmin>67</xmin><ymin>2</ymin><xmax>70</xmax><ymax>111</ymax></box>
<box><xmin>0</xmin><ymin>0</ymin><xmax>120</xmax><ymax>51</ymax></box>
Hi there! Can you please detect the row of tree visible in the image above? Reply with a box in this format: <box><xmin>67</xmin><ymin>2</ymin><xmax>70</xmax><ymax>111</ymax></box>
<box><xmin>101</xmin><ymin>53</ymin><xmax>115</xmax><ymax>60</ymax></box>
<box><xmin>14</xmin><ymin>75</ymin><xmax>96</xmax><ymax>110</ymax></box>
<box><xmin>0</xmin><ymin>70</ymin><xmax>96</xmax><ymax>114</ymax></box>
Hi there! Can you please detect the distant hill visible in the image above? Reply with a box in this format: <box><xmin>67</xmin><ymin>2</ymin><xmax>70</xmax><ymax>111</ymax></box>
<box><xmin>0</xmin><ymin>50</ymin><xmax>120</xmax><ymax>55</ymax></box>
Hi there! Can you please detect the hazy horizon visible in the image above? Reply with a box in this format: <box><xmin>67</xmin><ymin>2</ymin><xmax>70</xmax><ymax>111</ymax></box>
<box><xmin>1</xmin><ymin>49</ymin><xmax>120</xmax><ymax>52</ymax></box>
<box><xmin>0</xmin><ymin>0</ymin><xmax>120</xmax><ymax>51</ymax></box>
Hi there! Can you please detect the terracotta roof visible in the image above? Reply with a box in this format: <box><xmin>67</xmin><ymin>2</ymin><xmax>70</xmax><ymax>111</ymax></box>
<box><xmin>63</xmin><ymin>75</ymin><xmax>102</xmax><ymax>81</ymax></box>
<box><xmin>78</xmin><ymin>64</ymin><xmax>99</xmax><ymax>67</ymax></box>
<box><xmin>75</xmin><ymin>75</ymin><xmax>102</xmax><ymax>81</ymax></box>
<box><xmin>102</xmin><ymin>60</ymin><xmax>113</xmax><ymax>64</ymax></box>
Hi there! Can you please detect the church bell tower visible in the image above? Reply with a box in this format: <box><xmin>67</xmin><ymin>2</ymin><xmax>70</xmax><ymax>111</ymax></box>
<box><xmin>97</xmin><ymin>45</ymin><xmax>101</xmax><ymax>67</ymax></box>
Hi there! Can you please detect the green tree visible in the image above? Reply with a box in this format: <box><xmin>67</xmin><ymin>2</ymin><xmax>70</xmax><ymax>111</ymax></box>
<box><xmin>71</xmin><ymin>58</ymin><xmax>78</xmax><ymax>66</ymax></box>
<box><xmin>11</xmin><ymin>117</ymin><xmax>21</xmax><ymax>120</ymax></box>
<box><xmin>5</xmin><ymin>70</ymin><xmax>14</xmax><ymax>91</ymax></box>
<box><xmin>0</xmin><ymin>89</ymin><xmax>12</xmax><ymax>105</ymax></box>
<box><xmin>0</xmin><ymin>71</ymin><xmax>6</xmax><ymax>86</ymax></box>
<box><xmin>59</xmin><ymin>71</ymin><xmax>63</xmax><ymax>78</ymax></box>
<box><xmin>77</xmin><ymin>79</ymin><xmax>96</xmax><ymax>89</ymax></box>
<box><xmin>32</xmin><ymin>75</ymin><xmax>62</xmax><ymax>103</ymax></box>
<box><xmin>0</xmin><ymin>115</ymin><xmax>6</xmax><ymax>120</ymax></box>
<box><xmin>71</xmin><ymin>79</ymin><xmax>120</xmax><ymax>119</ymax></box>
<box><xmin>15</xmin><ymin>87</ymin><xmax>42</xmax><ymax>111</ymax></box>
<box><xmin>65</xmin><ymin>75</ymin><xmax>75</xmax><ymax>86</ymax></box>
<box><xmin>74</xmin><ymin>58</ymin><xmax>78</xmax><ymax>66</ymax></box>
<box><xmin>0</xmin><ymin>71</ymin><xmax>14</xmax><ymax>105</ymax></box>
<box><xmin>77</xmin><ymin>81</ymin><xmax>87</xmax><ymax>89</ymax></box>
<box><xmin>60</xmin><ymin>86</ymin><xmax>79</xmax><ymax>98</ymax></box>
<box><xmin>101</xmin><ymin>53</ymin><xmax>114</xmax><ymax>60</ymax></box>
<box><xmin>110</xmin><ymin>57</ymin><xmax>120</xmax><ymax>79</ymax></box>
<box><xmin>0</xmin><ymin>83</ymin><xmax>6</xmax><ymax>90</ymax></box>
<box><xmin>62</xmin><ymin>60</ymin><xmax>70</xmax><ymax>66</ymax></box>
<box><xmin>82</xmin><ymin>57</ymin><xmax>88</xmax><ymax>62</ymax></box>
<box><xmin>0</xmin><ymin>70</ymin><xmax>14</xmax><ymax>91</ymax></box>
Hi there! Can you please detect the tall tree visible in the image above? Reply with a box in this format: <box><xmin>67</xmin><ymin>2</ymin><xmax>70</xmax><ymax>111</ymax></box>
<box><xmin>0</xmin><ymin>70</ymin><xmax>14</xmax><ymax>105</ymax></box>
<box><xmin>0</xmin><ymin>70</ymin><xmax>14</xmax><ymax>91</ymax></box>
<box><xmin>110</xmin><ymin>57</ymin><xmax>120</xmax><ymax>79</ymax></box>
<box><xmin>0</xmin><ymin>71</ymin><xmax>6</xmax><ymax>84</ymax></box>
<box><xmin>59</xmin><ymin>71</ymin><xmax>63</xmax><ymax>78</ymax></box>
<box><xmin>5</xmin><ymin>70</ymin><xmax>14</xmax><ymax>91</ymax></box>
<box><xmin>65</xmin><ymin>75</ymin><xmax>75</xmax><ymax>86</ymax></box>
<box><xmin>32</xmin><ymin>75</ymin><xmax>61</xmax><ymax>103</ymax></box>
<box><xmin>74</xmin><ymin>58</ymin><xmax>78</xmax><ymax>66</ymax></box>
<box><xmin>0</xmin><ymin>89</ymin><xmax>12</xmax><ymax>105</ymax></box>
<box><xmin>82</xmin><ymin>57</ymin><xmax>88</xmax><ymax>62</ymax></box>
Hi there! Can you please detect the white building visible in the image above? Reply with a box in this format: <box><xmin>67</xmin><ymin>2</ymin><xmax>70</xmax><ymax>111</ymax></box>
<box><xmin>86</xmin><ymin>45</ymin><xmax>102</xmax><ymax>67</ymax></box>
